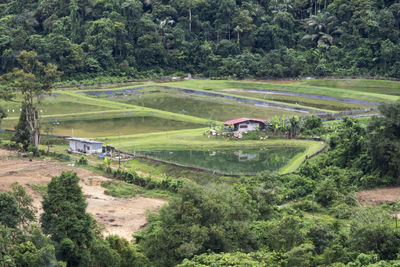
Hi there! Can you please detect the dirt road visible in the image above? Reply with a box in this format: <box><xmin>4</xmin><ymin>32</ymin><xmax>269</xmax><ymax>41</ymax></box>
<box><xmin>0</xmin><ymin>149</ymin><xmax>166</xmax><ymax>240</ymax></box>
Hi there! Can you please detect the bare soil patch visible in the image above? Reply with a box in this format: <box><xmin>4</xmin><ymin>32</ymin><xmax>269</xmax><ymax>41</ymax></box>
<box><xmin>0</xmin><ymin>149</ymin><xmax>166</xmax><ymax>240</ymax></box>
<box><xmin>356</xmin><ymin>186</ymin><xmax>400</xmax><ymax>206</ymax></box>
<box><xmin>0</xmin><ymin>148</ymin><xmax>16</xmax><ymax>157</ymax></box>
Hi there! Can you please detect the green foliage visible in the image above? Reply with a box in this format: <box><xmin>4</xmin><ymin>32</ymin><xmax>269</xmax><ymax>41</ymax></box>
<box><xmin>104</xmin><ymin>157</ymin><xmax>113</xmax><ymax>174</ymax></box>
<box><xmin>177</xmin><ymin>250</ymin><xmax>281</xmax><ymax>266</ymax></box>
<box><xmin>41</xmin><ymin>171</ymin><xmax>95</xmax><ymax>265</ymax></box>
<box><xmin>138</xmin><ymin>182</ymin><xmax>258</xmax><ymax>266</ymax></box>
<box><xmin>101</xmin><ymin>181</ymin><xmax>140</xmax><ymax>198</ymax></box>
<box><xmin>10</xmin><ymin>182</ymin><xmax>36</xmax><ymax>228</ymax></box>
<box><xmin>0</xmin><ymin>193</ymin><xmax>21</xmax><ymax>228</ymax></box>
<box><xmin>1</xmin><ymin>51</ymin><xmax>61</xmax><ymax>149</ymax></box>
<box><xmin>367</xmin><ymin>103</ymin><xmax>400</xmax><ymax>183</ymax></box>
<box><xmin>348</xmin><ymin>207</ymin><xmax>400</xmax><ymax>260</ymax></box>
<box><xmin>0</xmin><ymin>0</ymin><xmax>399</xmax><ymax>79</ymax></box>
<box><xmin>77</xmin><ymin>156</ymin><xmax>88</xmax><ymax>165</ymax></box>
<box><xmin>12</xmin><ymin>102</ymin><xmax>31</xmax><ymax>151</ymax></box>
<box><xmin>106</xmin><ymin>235</ymin><xmax>151</xmax><ymax>267</ymax></box>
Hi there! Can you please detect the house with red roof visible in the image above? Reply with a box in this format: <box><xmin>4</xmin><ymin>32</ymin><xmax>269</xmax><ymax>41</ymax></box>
<box><xmin>224</xmin><ymin>118</ymin><xmax>266</xmax><ymax>132</ymax></box>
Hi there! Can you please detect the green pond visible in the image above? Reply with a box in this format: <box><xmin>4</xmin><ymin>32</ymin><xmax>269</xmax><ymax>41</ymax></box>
<box><xmin>48</xmin><ymin>116</ymin><xmax>204</xmax><ymax>137</ymax></box>
<box><xmin>133</xmin><ymin>146</ymin><xmax>306</xmax><ymax>175</ymax></box>
<box><xmin>109</xmin><ymin>92</ymin><xmax>302</xmax><ymax>121</ymax></box>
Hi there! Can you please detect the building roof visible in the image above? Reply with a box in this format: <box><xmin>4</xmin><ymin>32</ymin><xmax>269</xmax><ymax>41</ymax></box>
<box><xmin>224</xmin><ymin>118</ymin><xmax>267</xmax><ymax>125</ymax></box>
<box><xmin>66</xmin><ymin>137</ymin><xmax>103</xmax><ymax>144</ymax></box>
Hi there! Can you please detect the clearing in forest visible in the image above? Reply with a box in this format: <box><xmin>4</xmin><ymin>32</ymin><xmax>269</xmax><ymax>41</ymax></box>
<box><xmin>356</xmin><ymin>187</ymin><xmax>400</xmax><ymax>206</ymax></box>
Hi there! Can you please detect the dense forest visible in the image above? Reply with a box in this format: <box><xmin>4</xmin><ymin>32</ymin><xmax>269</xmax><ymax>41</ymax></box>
<box><xmin>0</xmin><ymin>0</ymin><xmax>400</xmax><ymax>79</ymax></box>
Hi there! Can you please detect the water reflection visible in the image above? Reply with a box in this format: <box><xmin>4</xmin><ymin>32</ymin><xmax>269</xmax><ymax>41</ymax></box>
<box><xmin>134</xmin><ymin>147</ymin><xmax>305</xmax><ymax>175</ymax></box>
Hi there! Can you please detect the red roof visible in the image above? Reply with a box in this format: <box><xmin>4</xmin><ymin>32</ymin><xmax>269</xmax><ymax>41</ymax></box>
<box><xmin>224</xmin><ymin>118</ymin><xmax>267</xmax><ymax>125</ymax></box>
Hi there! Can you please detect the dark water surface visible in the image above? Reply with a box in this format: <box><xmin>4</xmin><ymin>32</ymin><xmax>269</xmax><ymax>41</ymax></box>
<box><xmin>134</xmin><ymin>147</ymin><xmax>306</xmax><ymax>175</ymax></box>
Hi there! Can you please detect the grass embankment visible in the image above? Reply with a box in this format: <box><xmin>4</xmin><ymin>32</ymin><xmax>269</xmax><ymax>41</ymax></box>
<box><xmin>299</xmin><ymin>79</ymin><xmax>400</xmax><ymax>96</ymax></box>
<box><xmin>167</xmin><ymin>79</ymin><xmax>398</xmax><ymax>103</ymax></box>
<box><xmin>101</xmin><ymin>180</ymin><xmax>176</xmax><ymax>200</ymax></box>
<box><xmin>279</xmin><ymin>140</ymin><xmax>325</xmax><ymax>174</ymax></box>
<box><xmin>225</xmin><ymin>91</ymin><xmax>372</xmax><ymax>111</ymax></box>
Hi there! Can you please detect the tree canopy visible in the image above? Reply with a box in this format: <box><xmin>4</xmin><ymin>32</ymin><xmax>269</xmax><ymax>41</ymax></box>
<box><xmin>0</xmin><ymin>0</ymin><xmax>399</xmax><ymax>79</ymax></box>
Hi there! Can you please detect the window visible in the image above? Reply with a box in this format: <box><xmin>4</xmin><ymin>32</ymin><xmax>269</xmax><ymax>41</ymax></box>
<box><xmin>240</xmin><ymin>125</ymin><xmax>248</xmax><ymax>128</ymax></box>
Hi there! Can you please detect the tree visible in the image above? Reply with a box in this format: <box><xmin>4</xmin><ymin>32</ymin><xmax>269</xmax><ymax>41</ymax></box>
<box><xmin>367</xmin><ymin>103</ymin><xmax>400</xmax><ymax>184</ymax></box>
<box><xmin>43</xmin><ymin>121</ymin><xmax>54</xmax><ymax>153</ymax></box>
<box><xmin>172</xmin><ymin>0</ymin><xmax>204</xmax><ymax>33</ymax></box>
<box><xmin>12</xmin><ymin>102</ymin><xmax>31</xmax><ymax>150</ymax></box>
<box><xmin>348</xmin><ymin>207</ymin><xmax>400</xmax><ymax>260</ymax></box>
<box><xmin>138</xmin><ymin>182</ymin><xmax>257</xmax><ymax>266</ymax></box>
<box><xmin>302</xmin><ymin>12</ymin><xmax>341</xmax><ymax>49</ymax></box>
<box><xmin>0</xmin><ymin>106</ymin><xmax>6</xmax><ymax>128</ymax></box>
<box><xmin>10</xmin><ymin>182</ymin><xmax>36</xmax><ymax>229</ymax></box>
<box><xmin>232</xmin><ymin>10</ymin><xmax>255</xmax><ymax>48</ymax></box>
<box><xmin>0</xmin><ymin>51</ymin><xmax>61</xmax><ymax>150</ymax></box>
<box><xmin>0</xmin><ymin>193</ymin><xmax>21</xmax><ymax>228</ymax></box>
<box><xmin>41</xmin><ymin>171</ymin><xmax>95</xmax><ymax>266</ymax></box>
<box><xmin>106</xmin><ymin>235</ymin><xmax>151</xmax><ymax>267</ymax></box>
<box><xmin>287</xmin><ymin>116</ymin><xmax>301</xmax><ymax>139</ymax></box>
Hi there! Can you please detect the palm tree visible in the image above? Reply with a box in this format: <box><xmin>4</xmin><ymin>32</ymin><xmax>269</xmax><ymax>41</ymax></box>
<box><xmin>288</xmin><ymin>116</ymin><xmax>301</xmax><ymax>139</ymax></box>
<box><xmin>302</xmin><ymin>11</ymin><xmax>341</xmax><ymax>49</ymax></box>
<box><xmin>270</xmin><ymin>0</ymin><xmax>293</xmax><ymax>13</ymax></box>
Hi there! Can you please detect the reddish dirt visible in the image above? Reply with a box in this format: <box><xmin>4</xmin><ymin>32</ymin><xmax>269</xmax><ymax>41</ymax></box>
<box><xmin>356</xmin><ymin>187</ymin><xmax>400</xmax><ymax>206</ymax></box>
<box><xmin>0</xmin><ymin>149</ymin><xmax>166</xmax><ymax>240</ymax></box>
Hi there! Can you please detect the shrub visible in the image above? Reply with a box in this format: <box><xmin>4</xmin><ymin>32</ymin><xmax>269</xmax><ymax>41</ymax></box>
<box><xmin>77</xmin><ymin>156</ymin><xmax>88</xmax><ymax>165</ymax></box>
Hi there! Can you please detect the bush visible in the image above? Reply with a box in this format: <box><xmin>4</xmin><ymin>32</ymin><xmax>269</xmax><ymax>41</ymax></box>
<box><xmin>77</xmin><ymin>156</ymin><xmax>88</xmax><ymax>165</ymax></box>
<box><xmin>292</xmin><ymin>199</ymin><xmax>321</xmax><ymax>213</ymax></box>
<box><xmin>27</xmin><ymin>144</ymin><xmax>40</xmax><ymax>157</ymax></box>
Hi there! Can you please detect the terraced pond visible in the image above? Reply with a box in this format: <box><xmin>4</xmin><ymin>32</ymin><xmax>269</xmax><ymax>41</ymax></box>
<box><xmin>221</xmin><ymin>89</ymin><xmax>374</xmax><ymax>111</ymax></box>
<box><xmin>133</xmin><ymin>146</ymin><xmax>306</xmax><ymax>175</ymax></box>
<box><xmin>0</xmin><ymin>94</ymin><xmax>108</xmax><ymax>118</ymax></box>
<box><xmin>82</xmin><ymin>87</ymin><xmax>305</xmax><ymax>121</ymax></box>
<box><xmin>1</xmin><ymin>116</ymin><xmax>205</xmax><ymax>138</ymax></box>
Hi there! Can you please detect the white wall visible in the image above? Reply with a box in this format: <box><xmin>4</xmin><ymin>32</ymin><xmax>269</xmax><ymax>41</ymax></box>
<box><xmin>237</xmin><ymin>122</ymin><xmax>260</xmax><ymax>132</ymax></box>
<box><xmin>69</xmin><ymin>141</ymin><xmax>102</xmax><ymax>155</ymax></box>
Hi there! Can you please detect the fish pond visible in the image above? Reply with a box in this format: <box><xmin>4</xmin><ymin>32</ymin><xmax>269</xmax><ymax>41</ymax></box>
<box><xmin>133</xmin><ymin>146</ymin><xmax>306</xmax><ymax>175</ymax></box>
<box><xmin>82</xmin><ymin>87</ymin><xmax>305</xmax><ymax>121</ymax></box>
<box><xmin>44</xmin><ymin>116</ymin><xmax>204</xmax><ymax>138</ymax></box>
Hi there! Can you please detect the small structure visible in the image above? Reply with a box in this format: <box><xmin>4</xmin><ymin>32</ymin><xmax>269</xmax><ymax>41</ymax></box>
<box><xmin>224</xmin><ymin>118</ymin><xmax>266</xmax><ymax>132</ymax></box>
<box><xmin>67</xmin><ymin>138</ymin><xmax>103</xmax><ymax>155</ymax></box>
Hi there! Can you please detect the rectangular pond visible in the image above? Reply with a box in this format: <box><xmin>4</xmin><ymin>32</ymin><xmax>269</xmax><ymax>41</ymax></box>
<box><xmin>82</xmin><ymin>87</ymin><xmax>304</xmax><ymax>121</ymax></box>
<box><xmin>43</xmin><ymin>116</ymin><xmax>204</xmax><ymax>138</ymax></box>
<box><xmin>132</xmin><ymin>146</ymin><xmax>306</xmax><ymax>175</ymax></box>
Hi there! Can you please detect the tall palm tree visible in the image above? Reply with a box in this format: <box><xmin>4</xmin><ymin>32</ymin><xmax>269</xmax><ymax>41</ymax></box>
<box><xmin>302</xmin><ymin>11</ymin><xmax>341</xmax><ymax>49</ymax></box>
<box><xmin>270</xmin><ymin>0</ymin><xmax>293</xmax><ymax>13</ymax></box>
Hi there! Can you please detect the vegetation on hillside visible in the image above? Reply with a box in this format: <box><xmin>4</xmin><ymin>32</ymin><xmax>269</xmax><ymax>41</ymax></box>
<box><xmin>0</xmin><ymin>0</ymin><xmax>399</xmax><ymax>79</ymax></box>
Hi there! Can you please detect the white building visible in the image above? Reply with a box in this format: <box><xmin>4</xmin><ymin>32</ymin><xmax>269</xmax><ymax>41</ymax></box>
<box><xmin>67</xmin><ymin>138</ymin><xmax>103</xmax><ymax>155</ymax></box>
<box><xmin>224</xmin><ymin>118</ymin><xmax>266</xmax><ymax>132</ymax></box>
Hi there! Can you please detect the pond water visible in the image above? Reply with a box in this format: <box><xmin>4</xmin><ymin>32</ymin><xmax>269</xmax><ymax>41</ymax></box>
<box><xmin>50</xmin><ymin>116</ymin><xmax>204</xmax><ymax>138</ymax></box>
<box><xmin>133</xmin><ymin>146</ymin><xmax>306</xmax><ymax>175</ymax></box>
<box><xmin>82</xmin><ymin>86</ymin><xmax>305</xmax><ymax>120</ymax></box>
